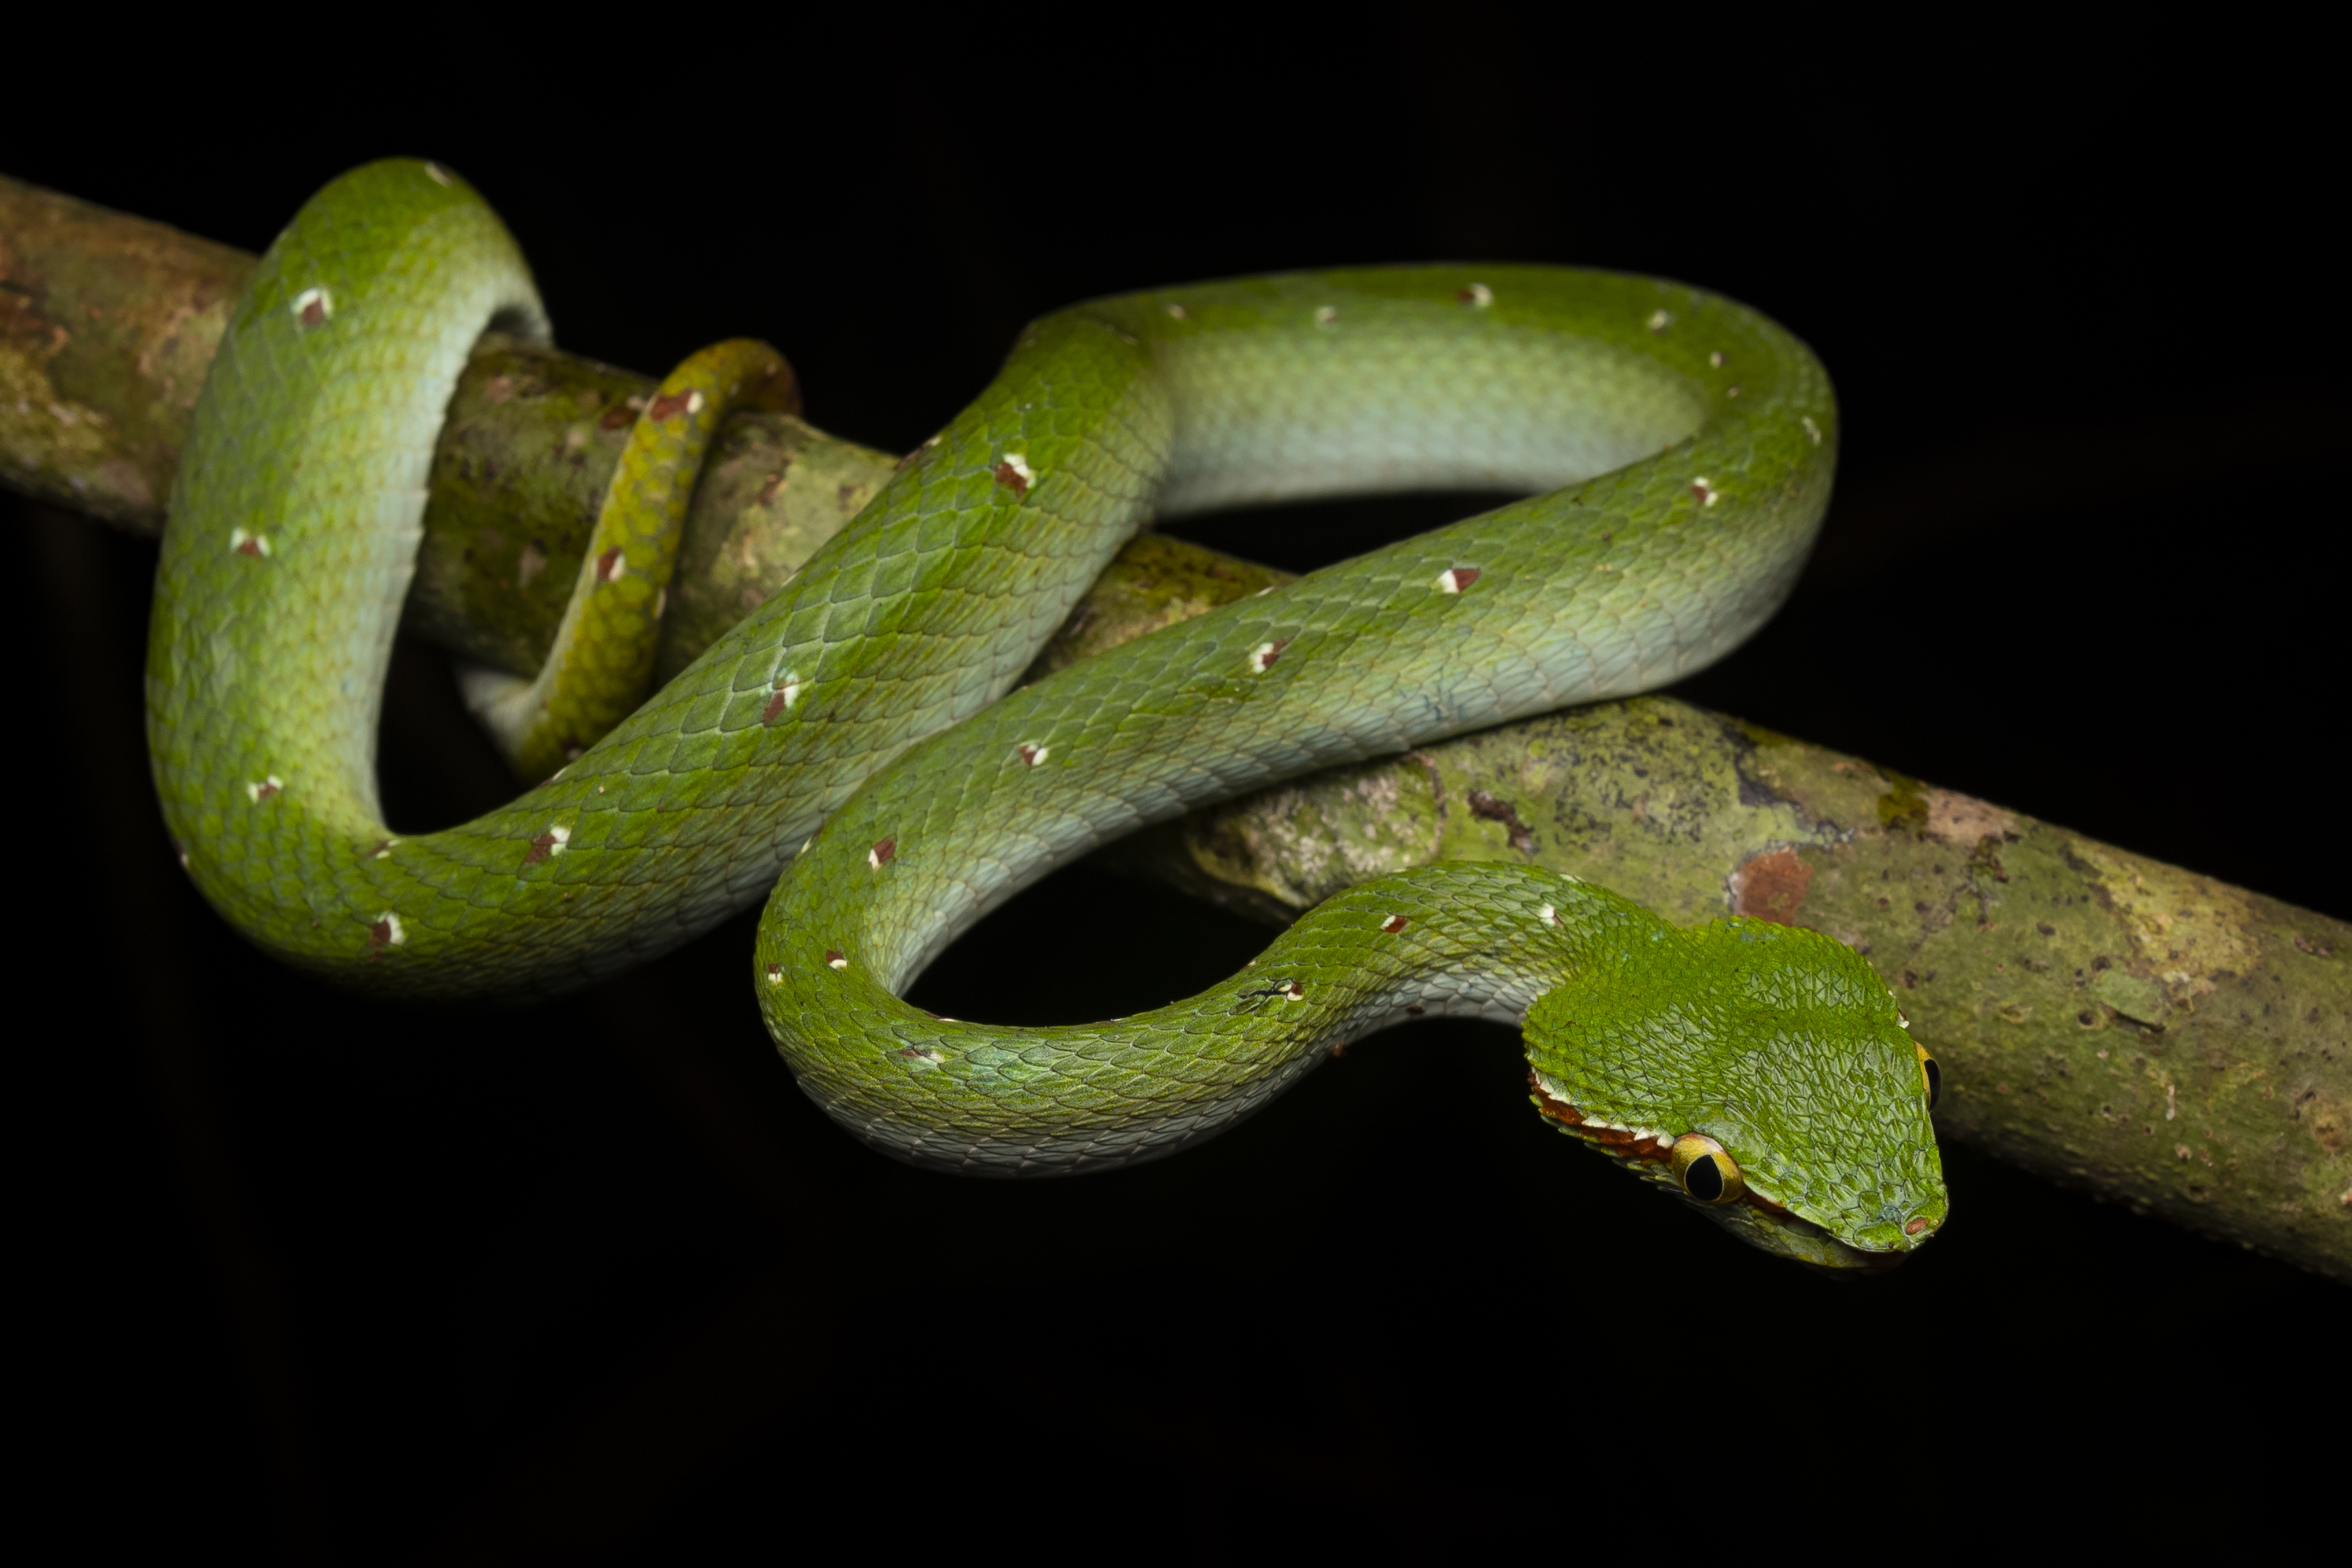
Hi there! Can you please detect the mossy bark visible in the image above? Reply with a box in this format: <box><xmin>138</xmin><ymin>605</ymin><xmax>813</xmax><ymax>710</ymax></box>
<box><xmin>6</xmin><ymin>172</ymin><xmax>2346</xmax><ymax>1280</ymax></box>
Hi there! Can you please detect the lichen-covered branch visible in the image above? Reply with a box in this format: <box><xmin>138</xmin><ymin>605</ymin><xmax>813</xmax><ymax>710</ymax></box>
<box><xmin>6</xmin><ymin>172</ymin><xmax>2345</xmax><ymax>1280</ymax></box>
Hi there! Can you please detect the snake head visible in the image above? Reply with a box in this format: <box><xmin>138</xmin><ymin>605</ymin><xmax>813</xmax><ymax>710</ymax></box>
<box><xmin>1522</xmin><ymin>909</ymin><xmax>1948</xmax><ymax>1270</ymax></box>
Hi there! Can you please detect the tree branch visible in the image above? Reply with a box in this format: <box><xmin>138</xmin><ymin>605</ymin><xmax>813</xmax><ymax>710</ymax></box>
<box><xmin>6</xmin><ymin>171</ymin><xmax>2344</xmax><ymax>1280</ymax></box>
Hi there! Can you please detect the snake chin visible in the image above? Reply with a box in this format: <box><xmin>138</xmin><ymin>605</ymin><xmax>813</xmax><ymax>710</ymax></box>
<box><xmin>1684</xmin><ymin>1192</ymin><xmax>1908</xmax><ymax>1274</ymax></box>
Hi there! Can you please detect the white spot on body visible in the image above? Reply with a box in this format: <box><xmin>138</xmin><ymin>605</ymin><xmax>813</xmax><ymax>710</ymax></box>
<box><xmin>1802</xmin><ymin>416</ymin><xmax>1823</xmax><ymax>446</ymax></box>
<box><xmin>686</xmin><ymin>389</ymin><xmax>706</xmax><ymax>417</ymax></box>
<box><xmin>1647</xmin><ymin>309</ymin><xmax>1672</xmax><ymax>333</ymax></box>
<box><xmin>1460</xmin><ymin>281</ymin><xmax>1493</xmax><ymax>307</ymax></box>
<box><xmin>290</xmin><ymin>288</ymin><xmax>332</xmax><ymax>329</ymax></box>
<box><xmin>1690</xmin><ymin>478</ymin><xmax>1718</xmax><ymax>506</ymax></box>
<box><xmin>1248</xmin><ymin>640</ymin><xmax>1289</xmax><ymax>673</ymax></box>
<box><xmin>1281</xmin><ymin>981</ymin><xmax>1305</xmax><ymax>1001</ymax></box>
<box><xmin>1165</xmin><ymin>303</ymin><xmax>1187</xmax><ymax>319</ymax></box>
<box><xmin>1314</xmin><ymin>306</ymin><xmax>1338</xmax><ymax>328</ymax></box>
<box><xmin>546</xmin><ymin>824</ymin><xmax>571</xmax><ymax>857</ymax></box>
<box><xmin>765</xmin><ymin>963</ymin><xmax>784</xmax><ymax>986</ymax></box>
<box><xmin>652</xmin><ymin>587</ymin><xmax>667</xmax><ymax>621</ymax></box>
<box><xmin>1435</xmin><ymin>567</ymin><xmax>1480</xmax><ymax>594</ymax></box>
<box><xmin>246</xmin><ymin>775</ymin><xmax>283</xmax><ymax>804</ymax></box>
<box><xmin>423</xmin><ymin>163</ymin><xmax>452</xmax><ymax>186</ymax></box>
<box><xmin>1539</xmin><ymin>904</ymin><xmax>1559</xmax><ymax>924</ymax></box>
<box><xmin>373</xmin><ymin>838</ymin><xmax>400</xmax><ymax>861</ymax></box>
<box><xmin>2165</xmin><ymin>1082</ymin><xmax>2177</xmax><ymax>1121</ymax></box>
<box><xmin>228</xmin><ymin>527</ymin><xmax>271</xmax><ymax>558</ymax></box>
<box><xmin>826</xmin><ymin>950</ymin><xmax>850</xmax><ymax>970</ymax></box>
<box><xmin>1001</xmin><ymin>452</ymin><xmax>1035</xmax><ymax>487</ymax></box>
<box><xmin>1709</xmin><ymin>351</ymin><xmax>1725</xmax><ymax>368</ymax></box>
<box><xmin>1017</xmin><ymin>742</ymin><xmax>1049</xmax><ymax>767</ymax></box>
<box><xmin>374</xmin><ymin>911</ymin><xmax>406</xmax><ymax>946</ymax></box>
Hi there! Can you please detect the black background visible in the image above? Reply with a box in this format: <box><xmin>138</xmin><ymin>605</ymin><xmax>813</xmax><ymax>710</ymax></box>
<box><xmin>10</xmin><ymin>16</ymin><xmax>2344</xmax><ymax>1563</ymax></box>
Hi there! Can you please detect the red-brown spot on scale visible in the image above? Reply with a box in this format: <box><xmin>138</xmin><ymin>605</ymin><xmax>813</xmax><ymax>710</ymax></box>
<box><xmin>253</xmin><ymin>779</ymin><xmax>281</xmax><ymax>802</ymax></box>
<box><xmin>1905</xmin><ymin>1216</ymin><xmax>1931</xmax><ymax>1236</ymax></box>
<box><xmin>647</xmin><ymin>390</ymin><xmax>694</xmax><ymax>421</ymax></box>
<box><xmin>824</xmin><ymin>950</ymin><xmax>848</xmax><ymax>968</ymax></box>
<box><xmin>1018</xmin><ymin>743</ymin><xmax>1045</xmax><ymax>767</ymax></box>
<box><xmin>595</xmin><ymin>547</ymin><xmax>625</xmax><ymax>583</ymax></box>
<box><xmin>234</xmin><ymin>536</ymin><xmax>264</xmax><ymax>558</ymax></box>
<box><xmin>992</xmin><ymin>459</ymin><xmax>1029</xmax><ymax>495</ymax></box>
<box><xmin>598</xmin><ymin>405</ymin><xmax>636</xmax><ymax>432</ymax></box>
<box><xmin>299</xmin><ymin>298</ymin><xmax>327</xmax><ymax>329</ymax></box>
<box><xmin>761</xmin><ymin>690</ymin><xmax>790</xmax><ymax>723</ymax></box>
<box><xmin>1526</xmin><ymin>1071</ymin><xmax>1585</xmax><ymax>1128</ymax></box>
<box><xmin>1380</xmin><ymin>915</ymin><xmax>1410</xmax><ymax>934</ymax></box>
<box><xmin>522</xmin><ymin>832</ymin><xmax>558</xmax><ymax>867</ymax></box>
<box><xmin>870</xmin><ymin>838</ymin><xmax>896</xmax><ymax>867</ymax></box>
<box><xmin>1731</xmin><ymin>847</ymin><xmax>1814</xmax><ymax>926</ymax></box>
<box><xmin>1253</xmin><ymin>637</ymin><xmax>1292</xmax><ymax>672</ymax></box>
<box><xmin>368</xmin><ymin>918</ymin><xmax>395</xmax><ymax>948</ymax></box>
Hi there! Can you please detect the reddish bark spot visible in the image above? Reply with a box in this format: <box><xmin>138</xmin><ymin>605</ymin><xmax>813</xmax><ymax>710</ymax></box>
<box><xmin>1732</xmin><ymin>847</ymin><xmax>1814</xmax><ymax>926</ymax></box>
<box><xmin>1380</xmin><ymin>915</ymin><xmax>1410</xmax><ymax>934</ymax></box>
<box><xmin>522</xmin><ymin>832</ymin><xmax>559</xmax><ymax>867</ymax></box>
<box><xmin>647</xmin><ymin>390</ymin><xmax>694</xmax><ymax>421</ymax></box>
<box><xmin>598</xmin><ymin>405</ymin><xmax>636</xmax><ymax>431</ymax></box>
<box><xmin>595</xmin><ymin>546</ymin><xmax>625</xmax><ymax>583</ymax></box>
<box><xmin>870</xmin><ymin>838</ymin><xmax>896</xmax><ymax>866</ymax></box>
<box><xmin>1465</xmin><ymin>790</ymin><xmax>1534</xmax><ymax>854</ymax></box>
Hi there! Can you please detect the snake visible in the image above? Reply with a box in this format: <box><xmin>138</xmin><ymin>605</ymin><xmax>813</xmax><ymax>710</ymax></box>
<box><xmin>148</xmin><ymin>160</ymin><xmax>1948</xmax><ymax>1269</ymax></box>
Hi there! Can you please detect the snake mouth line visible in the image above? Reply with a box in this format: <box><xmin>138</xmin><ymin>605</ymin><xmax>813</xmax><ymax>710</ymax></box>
<box><xmin>1526</xmin><ymin>1071</ymin><xmax>1905</xmax><ymax>1269</ymax></box>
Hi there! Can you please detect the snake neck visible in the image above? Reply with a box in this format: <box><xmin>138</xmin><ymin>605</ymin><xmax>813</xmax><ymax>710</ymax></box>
<box><xmin>762</xmin><ymin>863</ymin><xmax>1649</xmax><ymax>1177</ymax></box>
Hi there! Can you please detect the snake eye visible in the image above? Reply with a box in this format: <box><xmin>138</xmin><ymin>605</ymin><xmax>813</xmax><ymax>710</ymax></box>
<box><xmin>1671</xmin><ymin>1133</ymin><xmax>1744</xmax><ymax>1204</ymax></box>
<box><xmin>1917</xmin><ymin>1044</ymin><xmax>1941</xmax><ymax>1111</ymax></box>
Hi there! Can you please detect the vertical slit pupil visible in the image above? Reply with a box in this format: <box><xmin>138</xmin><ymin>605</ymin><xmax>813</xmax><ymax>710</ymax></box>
<box><xmin>1686</xmin><ymin>1154</ymin><xmax>1724</xmax><ymax>1202</ymax></box>
<box><xmin>1924</xmin><ymin>1058</ymin><xmax>1942</xmax><ymax>1110</ymax></box>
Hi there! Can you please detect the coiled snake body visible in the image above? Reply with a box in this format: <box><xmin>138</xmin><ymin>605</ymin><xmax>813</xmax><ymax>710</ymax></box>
<box><xmin>149</xmin><ymin>161</ymin><xmax>1946</xmax><ymax>1268</ymax></box>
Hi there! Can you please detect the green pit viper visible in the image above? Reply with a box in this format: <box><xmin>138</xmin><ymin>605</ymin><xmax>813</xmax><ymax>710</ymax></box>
<box><xmin>148</xmin><ymin>161</ymin><xmax>1948</xmax><ymax>1269</ymax></box>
